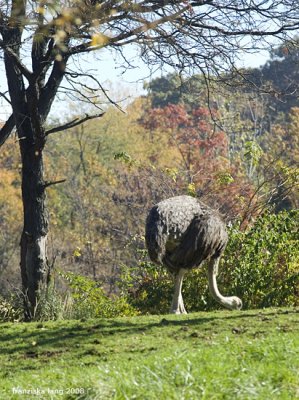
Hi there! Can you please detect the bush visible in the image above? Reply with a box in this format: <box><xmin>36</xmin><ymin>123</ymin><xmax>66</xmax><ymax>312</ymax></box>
<box><xmin>120</xmin><ymin>210</ymin><xmax>299</xmax><ymax>313</ymax></box>
<box><xmin>0</xmin><ymin>272</ymin><xmax>138</xmax><ymax>322</ymax></box>
<box><xmin>59</xmin><ymin>272</ymin><xmax>137</xmax><ymax>319</ymax></box>
<box><xmin>119</xmin><ymin>256</ymin><xmax>174</xmax><ymax>314</ymax></box>
<box><xmin>221</xmin><ymin>209</ymin><xmax>299</xmax><ymax>309</ymax></box>
<box><xmin>0</xmin><ymin>295</ymin><xmax>22</xmax><ymax>322</ymax></box>
<box><xmin>32</xmin><ymin>283</ymin><xmax>68</xmax><ymax>321</ymax></box>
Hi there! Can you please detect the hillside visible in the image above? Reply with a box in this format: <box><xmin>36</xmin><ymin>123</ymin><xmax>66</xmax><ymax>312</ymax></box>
<box><xmin>1</xmin><ymin>307</ymin><xmax>298</xmax><ymax>399</ymax></box>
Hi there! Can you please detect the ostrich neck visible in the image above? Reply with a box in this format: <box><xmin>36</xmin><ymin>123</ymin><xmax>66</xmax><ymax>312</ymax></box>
<box><xmin>207</xmin><ymin>258</ymin><xmax>234</xmax><ymax>308</ymax></box>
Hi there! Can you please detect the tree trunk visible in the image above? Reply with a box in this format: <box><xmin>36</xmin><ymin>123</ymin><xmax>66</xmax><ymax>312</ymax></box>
<box><xmin>1</xmin><ymin>9</ymin><xmax>68</xmax><ymax>320</ymax></box>
<box><xmin>19</xmin><ymin>134</ymin><xmax>49</xmax><ymax>321</ymax></box>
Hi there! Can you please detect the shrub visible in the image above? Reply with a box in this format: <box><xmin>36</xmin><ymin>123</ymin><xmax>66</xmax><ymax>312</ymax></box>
<box><xmin>0</xmin><ymin>295</ymin><xmax>22</xmax><ymax>322</ymax></box>
<box><xmin>1</xmin><ymin>272</ymin><xmax>137</xmax><ymax>322</ymax></box>
<box><xmin>221</xmin><ymin>209</ymin><xmax>299</xmax><ymax>309</ymax></box>
<box><xmin>119</xmin><ymin>255</ymin><xmax>173</xmax><ymax>314</ymax></box>
<box><xmin>32</xmin><ymin>284</ymin><xmax>68</xmax><ymax>321</ymax></box>
<box><xmin>59</xmin><ymin>272</ymin><xmax>137</xmax><ymax>319</ymax></box>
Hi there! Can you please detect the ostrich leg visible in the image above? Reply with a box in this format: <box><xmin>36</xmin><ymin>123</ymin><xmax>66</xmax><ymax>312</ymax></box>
<box><xmin>207</xmin><ymin>258</ymin><xmax>242</xmax><ymax>310</ymax></box>
<box><xmin>170</xmin><ymin>269</ymin><xmax>187</xmax><ymax>314</ymax></box>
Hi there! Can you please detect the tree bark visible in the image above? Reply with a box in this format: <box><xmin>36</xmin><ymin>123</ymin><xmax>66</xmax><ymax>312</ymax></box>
<box><xmin>19</xmin><ymin>131</ymin><xmax>49</xmax><ymax>320</ymax></box>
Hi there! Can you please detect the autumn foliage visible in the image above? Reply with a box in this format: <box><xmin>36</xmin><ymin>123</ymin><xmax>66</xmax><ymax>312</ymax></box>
<box><xmin>140</xmin><ymin>103</ymin><xmax>256</xmax><ymax>221</ymax></box>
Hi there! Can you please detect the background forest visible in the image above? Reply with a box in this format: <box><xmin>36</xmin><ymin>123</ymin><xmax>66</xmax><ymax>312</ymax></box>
<box><xmin>0</xmin><ymin>42</ymin><xmax>298</xmax><ymax>320</ymax></box>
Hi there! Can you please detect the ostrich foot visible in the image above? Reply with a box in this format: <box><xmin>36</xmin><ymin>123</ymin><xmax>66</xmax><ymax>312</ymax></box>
<box><xmin>170</xmin><ymin>309</ymin><xmax>187</xmax><ymax>315</ymax></box>
<box><xmin>170</xmin><ymin>308</ymin><xmax>187</xmax><ymax>315</ymax></box>
<box><xmin>170</xmin><ymin>309</ymin><xmax>182</xmax><ymax>314</ymax></box>
<box><xmin>170</xmin><ymin>295</ymin><xmax>187</xmax><ymax>314</ymax></box>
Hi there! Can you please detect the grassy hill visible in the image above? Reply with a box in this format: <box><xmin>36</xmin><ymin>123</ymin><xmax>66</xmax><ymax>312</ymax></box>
<box><xmin>1</xmin><ymin>308</ymin><xmax>298</xmax><ymax>399</ymax></box>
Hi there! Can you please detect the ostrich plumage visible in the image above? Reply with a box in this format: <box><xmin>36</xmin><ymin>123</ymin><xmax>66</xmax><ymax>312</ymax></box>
<box><xmin>145</xmin><ymin>195</ymin><xmax>242</xmax><ymax>314</ymax></box>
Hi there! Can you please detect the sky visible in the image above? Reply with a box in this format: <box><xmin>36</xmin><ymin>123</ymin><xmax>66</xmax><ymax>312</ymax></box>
<box><xmin>0</xmin><ymin>46</ymin><xmax>270</xmax><ymax>122</ymax></box>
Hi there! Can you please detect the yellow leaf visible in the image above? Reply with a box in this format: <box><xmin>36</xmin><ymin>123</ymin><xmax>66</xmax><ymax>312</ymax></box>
<box><xmin>91</xmin><ymin>33</ymin><xmax>109</xmax><ymax>47</ymax></box>
<box><xmin>73</xmin><ymin>247</ymin><xmax>81</xmax><ymax>257</ymax></box>
<box><xmin>187</xmin><ymin>183</ymin><xmax>196</xmax><ymax>197</ymax></box>
<box><xmin>37</xmin><ymin>6</ymin><xmax>45</xmax><ymax>15</ymax></box>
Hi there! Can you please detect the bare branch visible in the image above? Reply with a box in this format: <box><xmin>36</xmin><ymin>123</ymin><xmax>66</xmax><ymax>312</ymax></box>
<box><xmin>0</xmin><ymin>90</ymin><xmax>11</xmax><ymax>105</ymax></box>
<box><xmin>0</xmin><ymin>114</ymin><xmax>15</xmax><ymax>147</ymax></box>
<box><xmin>44</xmin><ymin>179</ymin><xmax>67</xmax><ymax>188</ymax></box>
<box><xmin>45</xmin><ymin>113</ymin><xmax>104</xmax><ymax>136</ymax></box>
<box><xmin>64</xmin><ymin>71</ymin><xmax>126</xmax><ymax>113</ymax></box>
<box><xmin>68</xmin><ymin>4</ymin><xmax>190</xmax><ymax>55</ymax></box>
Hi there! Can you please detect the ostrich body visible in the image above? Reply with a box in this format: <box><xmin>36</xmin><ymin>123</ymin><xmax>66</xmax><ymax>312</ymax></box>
<box><xmin>145</xmin><ymin>195</ymin><xmax>242</xmax><ymax>314</ymax></box>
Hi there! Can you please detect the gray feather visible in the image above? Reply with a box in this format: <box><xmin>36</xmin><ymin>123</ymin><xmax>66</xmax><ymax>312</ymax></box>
<box><xmin>145</xmin><ymin>195</ymin><xmax>228</xmax><ymax>273</ymax></box>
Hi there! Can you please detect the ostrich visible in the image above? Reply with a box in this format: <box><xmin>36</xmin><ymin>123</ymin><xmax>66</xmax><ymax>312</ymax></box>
<box><xmin>145</xmin><ymin>195</ymin><xmax>242</xmax><ymax>314</ymax></box>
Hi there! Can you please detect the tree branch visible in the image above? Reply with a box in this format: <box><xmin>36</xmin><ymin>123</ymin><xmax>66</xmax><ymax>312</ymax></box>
<box><xmin>38</xmin><ymin>56</ymin><xmax>70</xmax><ymax>121</ymax></box>
<box><xmin>64</xmin><ymin>71</ymin><xmax>126</xmax><ymax>113</ymax></box>
<box><xmin>68</xmin><ymin>5</ymin><xmax>190</xmax><ymax>55</ymax></box>
<box><xmin>188</xmin><ymin>21</ymin><xmax>299</xmax><ymax>38</ymax></box>
<box><xmin>0</xmin><ymin>90</ymin><xmax>11</xmax><ymax>105</ymax></box>
<box><xmin>45</xmin><ymin>113</ymin><xmax>104</xmax><ymax>136</ymax></box>
<box><xmin>0</xmin><ymin>40</ymin><xmax>32</xmax><ymax>81</ymax></box>
<box><xmin>44</xmin><ymin>179</ymin><xmax>67</xmax><ymax>188</ymax></box>
<box><xmin>0</xmin><ymin>114</ymin><xmax>16</xmax><ymax>147</ymax></box>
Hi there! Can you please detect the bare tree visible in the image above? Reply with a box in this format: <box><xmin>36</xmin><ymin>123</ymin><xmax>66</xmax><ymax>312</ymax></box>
<box><xmin>0</xmin><ymin>0</ymin><xmax>298</xmax><ymax>319</ymax></box>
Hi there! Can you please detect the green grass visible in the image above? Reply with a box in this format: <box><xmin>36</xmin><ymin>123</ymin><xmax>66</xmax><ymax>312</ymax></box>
<box><xmin>0</xmin><ymin>308</ymin><xmax>298</xmax><ymax>400</ymax></box>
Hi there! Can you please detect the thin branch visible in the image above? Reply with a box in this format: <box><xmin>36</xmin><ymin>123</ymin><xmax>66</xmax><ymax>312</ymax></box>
<box><xmin>188</xmin><ymin>20</ymin><xmax>299</xmax><ymax>38</ymax></box>
<box><xmin>45</xmin><ymin>113</ymin><xmax>104</xmax><ymax>136</ymax></box>
<box><xmin>0</xmin><ymin>114</ymin><xmax>15</xmax><ymax>147</ymax></box>
<box><xmin>44</xmin><ymin>179</ymin><xmax>67</xmax><ymax>188</ymax></box>
<box><xmin>64</xmin><ymin>71</ymin><xmax>126</xmax><ymax>113</ymax></box>
<box><xmin>68</xmin><ymin>5</ymin><xmax>190</xmax><ymax>56</ymax></box>
<box><xmin>0</xmin><ymin>90</ymin><xmax>11</xmax><ymax>105</ymax></box>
